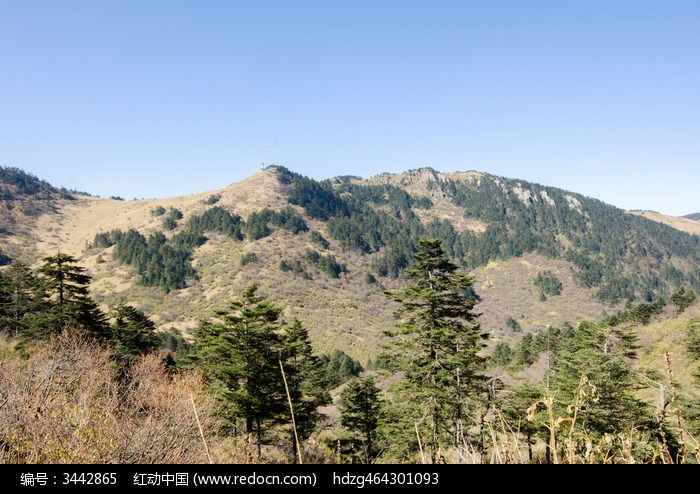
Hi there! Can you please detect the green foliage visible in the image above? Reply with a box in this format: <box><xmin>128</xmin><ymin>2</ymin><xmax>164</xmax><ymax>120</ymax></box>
<box><xmin>162</xmin><ymin>208</ymin><xmax>183</xmax><ymax>230</ymax></box>
<box><xmin>0</xmin><ymin>249</ymin><xmax>11</xmax><ymax>266</ymax></box>
<box><xmin>1</xmin><ymin>257</ymin><xmax>114</xmax><ymax>343</ymax></box>
<box><xmin>91</xmin><ymin>231</ymin><xmax>113</xmax><ymax>249</ymax></box>
<box><xmin>319</xmin><ymin>350</ymin><xmax>363</xmax><ymax>389</ymax></box>
<box><xmin>339</xmin><ymin>376</ymin><xmax>383</xmax><ymax>464</ymax></box>
<box><xmin>189</xmin><ymin>286</ymin><xmax>329</xmax><ymax>459</ymax></box>
<box><xmin>384</xmin><ymin>239</ymin><xmax>487</xmax><ymax>463</ymax></box>
<box><xmin>304</xmin><ymin>249</ymin><xmax>347</xmax><ymax>278</ymax></box>
<box><xmin>534</xmin><ymin>270</ymin><xmax>563</xmax><ymax>297</ymax></box>
<box><xmin>671</xmin><ymin>287</ymin><xmax>697</xmax><ymax>314</ymax></box>
<box><xmin>269</xmin><ymin>207</ymin><xmax>308</xmax><ymax>234</ymax></box>
<box><xmin>151</xmin><ymin>205</ymin><xmax>166</xmax><ymax>217</ymax></box>
<box><xmin>0</xmin><ymin>258</ymin><xmax>185</xmax><ymax>371</ymax></box>
<box><xmin>110</xmin><ymin>302</ymin><xmax>159</xmax><ymax>365</ymax></box>
<box><xmin>244</xmin><ymin>206</ymin><xmax>310</xmax><ymax>239</ymax></box>
<box><xmin>33</xmin><ymin>254</ymin><xmax>109</xmax><ymax>338</ymax></box>
<box><xmin>240</xmin><ymin>252</ymin><xmax>258</xmax><ymax>266</ymax></box>
<box><xmin>279</xmin><ymin>319</ymin><xmax>330</xmax><ymax>461</ymax></box>
<box><xmin>107</xmin><ymin>229</ymin><xmax>196</xmax><ymax>292</ymax></box>
<box><xmin>280</xmin><ymin>169</ymin><xmax>348</xmax><ymax>221</ymax></box>
<box><xmin>506</xmin><ymin>315</ymin><xmax>522</xmax><ymax>332</ymax></box>
<box><xmin>0</xmin><ymin>166</ymin><xmax>66</xmax><ymax>199</ymax></box>
<box><xmin>497</xmin><ymin>384</ymin><xmax>544</xmax><ymax>462</ymax></box>
<box><xmin>490</xmin><ymin>341</ymin><xmax>513</xmax><ymax>366</ymax></box>
<box><xmin>686</xmin><ymin>317</ymin><xmax>700</xmax><ymax>360</ymax></box>
<box><xmin>162</xmin><ymin>216</ymin><xmax>178</xmax><ymax>230</ymax></box>
<box><xmin>0</xmin><ymin>262</ymin><xmax>46</xmax><ymax>337</ymax></box>
<box><xmin>204</xmin><ymin>193</ymin><xmax>221</xmax><ymax>205</ymax></box>
<box><xmin>507</xmin><ymin>319</ymin><xmax>661</xmax><ymax>463</ymax></box>
<box><xmin>603</xmin><ymin>299</ymin><xmax>667</xmax><ymax>326</ymax></box>
<box><xmin>310</xmin><ymin>230</ymin><xmax>330</xmax><ymax>249</ymax></box>
<box><xmin>189</xmin><ymin>285</ymin><xmax>286</xmax><ymax>444</ymax></box>
<box><xmin>168</xmin><ymin>207</ymin><xmax>183</xmax><ymax>220</ymax></box>
<box><xmin>279</xmin><ymin>167</ymin><xmax>700</xmax><ymax>303</ymax></box>
<box><xmin>366</xmin><ymin>354</ymin><xmax>393</xmax><ymax>371</ymax></box>
<box><xmin>549</xmin><ymin>320</ymin><xmax>651</xmax><ymax>441</ymax></box>
<box><xmin>513</xmin><ymin>333</ymin><xmax>535</xmax><ymax>366</ymax></box>
<box><xmin>245</xmin><ymin>211</ymin><xmax>271</xmax><ymax>240</ymax></box>
<box><xmin>93</xmin><ymin>207</ymin><xmax>243</xmax><ymax>292</ymax></box>
<box><xmin>157</xmin><ymin>327</ymin><xmax>192</xmax><ymax>366</ymax></box>
<box><xmin>411</xmin><ymin>195</ymin><xmax>433</xmax><ymax>209</ymax></box>
<box><xmin>279</xmin><ymin>259</ymin><xmax>309</xmax><ymax>278</ymax></box>
<box><xmin>326</xmin><ymin>217</ymin><xmax>372</xmax><ymax>253</ymax></box>
<box><xmin>372</xmin><ymin>247</ymin><xmax>409</xmax><ymax>278</ymax></box>
<box><xmin>187</xmin><ymin>206</ymin><xmax>243</xmax><ymax>240</ymax></box>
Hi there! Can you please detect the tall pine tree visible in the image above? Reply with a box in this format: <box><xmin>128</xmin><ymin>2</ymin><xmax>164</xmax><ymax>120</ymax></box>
<box><xmin>279</xmin><ymin>319</ymin><xmax>330</xmax><ymax>462</ymax></box>
<box><xmin>33</xmin><ymin>254</ymin><xmax>108</xmax><ymax>338</ymax></box>
<box><xmin>0</xmin><ymin>262</ymin><xmax>46</xmax><ymax>337</ymax></box>
<box><xmin>190</xmin><ymin>284</ymin><xmax>286</xmax><ymax>456</ymax></box>
<box><xmin>110</xmin><ymin>302</ymin><xmax>160</xmax><ymax>365</ymax></box>
<box><xmin>549</xmin><ymin>320</ymin><xmax>652</xmax><ymax>461</ymax></box>
<box><xmin>385</xmin><ymin>239</ymin><xmax>487</xmax><ymax>463</ymax></box>
<box><xmin>339</xmin><ymin>376</ymin><xmax>383</xmax><ymax>464</ymax></box>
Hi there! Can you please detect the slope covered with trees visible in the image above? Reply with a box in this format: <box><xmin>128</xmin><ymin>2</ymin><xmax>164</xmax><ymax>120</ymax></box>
<box><xmin>2</xmin><ymin>165</ymin><xmax>700</xmax><ymax>463</ymax></box>
<box><xmin>278</xmin><ymin>166</ymin><xmax>700</xmax><ymax>305</ymax></box>
<box><xmin>2</xmin><ymin>241</ymin><xmax>698</xmax><ymax>464</ymax></box>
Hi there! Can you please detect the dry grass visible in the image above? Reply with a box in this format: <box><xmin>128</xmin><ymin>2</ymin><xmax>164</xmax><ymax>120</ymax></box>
<box><xmin>629</xmin><ymin>210</ymin><xmax>700</xmax><ymax>235</ymax></box>
<box><xmin>4</xmin><ymin>168</ymin><xmax>689</xmax><ymax>368</ymax></box>
<box><xmin>474</xmin><ymin>252</ymin><xmax>615</xmax><ymax>342</ymax></box>
<box><xmin>0</xmin><ymin>332</ymin><xmax>218</xmax><ymax>464</ymax></box>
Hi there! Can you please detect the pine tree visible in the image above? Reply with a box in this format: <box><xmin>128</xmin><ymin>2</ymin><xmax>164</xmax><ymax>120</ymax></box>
<box><xmin>319</xmin><ymin>350</ymin><xmax>363</xmax><ymax>388</ymax></box>
<box><xmin>33</xmin><ymin>254</ymin><xmax>108</xmax><ymax>338</ymax></box>
<box><xmin>384</xmin><ymin>239</ymin><xmax>487</xmax><ymax>463</ymax></box>
<box><xmin>490</xmin><ymin>342</ymin><xmax>513</xmax><ymax>366</ymax></box>
<box><xmin>686</xmin><ymin>317</ymin><xmax>700</xmax><ymax>360</ymax></box>
<box><xmin>671</xmin><ymin>287</ymin><xmax>697</xmax><ymax>315</ymax></box>
<box><xmin>0</xmin><ymin>262</ymin><xmax>46</xmax><ymax>336</ymax></box>
<box><xmin>549</xmin><ymin>320</ymin><xmax>652</xmax><ymax>458</ymax></box>
<box><xmin>279</xmin><ymin>319</ymin><xmax>330</xmax><ymax>462</ymax></box>
<box><xmin>497</xmin><ymin>384</ymin><xmax>545</xmax><ymax>463</ymax></box>
<box><xmin>339</xmin><ymin>376</ymin><xmax>383</xmax><ymax>464</ymax></box>
<box><xmin>514</xmin><ymin>333</ymin><xmax>535</xmax><ymax>366</ymax></box>
<box><xmin>111</xmin><ymin>302</ymin><xmax>160</xmax><ymax>364</ymax></box>
<box><xmin>190</xmin><ymin>284</ymin><xmax>286</xmax><ymax>455</ymax></box>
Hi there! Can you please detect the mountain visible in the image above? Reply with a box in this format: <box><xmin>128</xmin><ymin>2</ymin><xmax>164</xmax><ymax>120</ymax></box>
<box><xmin>2</xmin><ymin>165</ymin><xmax>699</xmax><ymax>362</ymax></box>
<box><xmin>630</xmin><ymin>210</ymin><xmax>700</xmax><ymax>236</ymax></box>
<box><xmin>685</xmin><ymin>212</ymin><xmax>700</xmax><ymax>221</ymax></box>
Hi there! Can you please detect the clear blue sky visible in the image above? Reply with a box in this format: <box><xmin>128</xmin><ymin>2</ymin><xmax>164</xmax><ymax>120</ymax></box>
<box><xmin>2</xmin><ymin>1</ymin><xmax>698</xmax><ymax>216</ymax></box>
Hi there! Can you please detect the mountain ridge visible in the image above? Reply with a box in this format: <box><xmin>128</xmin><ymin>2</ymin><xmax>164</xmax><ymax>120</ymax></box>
<box><xmin>1</xmin><ymin>165</ymin><xmax>698</xmax><ymax>361</ymax></box>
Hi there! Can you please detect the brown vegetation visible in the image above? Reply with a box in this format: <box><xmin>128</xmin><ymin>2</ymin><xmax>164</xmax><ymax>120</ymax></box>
<box><xmin>0</xmin><ymin>332</ymin><xmax>217</xmax><ymax>463</ymax></box>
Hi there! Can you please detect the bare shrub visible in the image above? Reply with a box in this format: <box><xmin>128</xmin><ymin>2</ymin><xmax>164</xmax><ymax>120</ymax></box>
<box><xmin>0</xmin><ymin>331</ymin><xmax>218</xmax><ymax>464</ymax></box>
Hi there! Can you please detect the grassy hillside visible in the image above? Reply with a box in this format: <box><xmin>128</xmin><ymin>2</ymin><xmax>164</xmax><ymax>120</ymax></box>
<box><xmin>631</xmin><ymin>210</ymin><xmax>700</xmax><ymax>236</ymax></box>
<box><xmin>3</xmin><ymin>165</ymin><xmax>699</xmax><ymax>364</ymax></box>
<box><xmin>2</xmin><ymin>164</ymin><xmax>699</xmax><ymax>464</ymax></box>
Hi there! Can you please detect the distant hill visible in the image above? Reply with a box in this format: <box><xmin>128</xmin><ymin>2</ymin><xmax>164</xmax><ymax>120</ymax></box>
<box><xmin>2</xmin><ymin>165</ymin><xmax>699</xmax><ymax>361</ymax></box>
<box><xmin>0</xmin><ymin>167</ymin><xmax>81</xmax><ymax>263</ymax></box>
<box><xmin>685</xmin><ymin>212</ymin><xmax>700</xmax><ymax>221</ymax></box>
<box><xmin>629</xmin><ymin>210</ymin><xmax>700</xmax><ymax>236</ymax></box>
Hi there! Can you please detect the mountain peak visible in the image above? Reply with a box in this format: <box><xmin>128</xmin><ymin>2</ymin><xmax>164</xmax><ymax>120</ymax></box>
<box><xmin>2</xmin><ymin>164</ymin><xmax>699</xmax><ymax>362</ymax></box>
